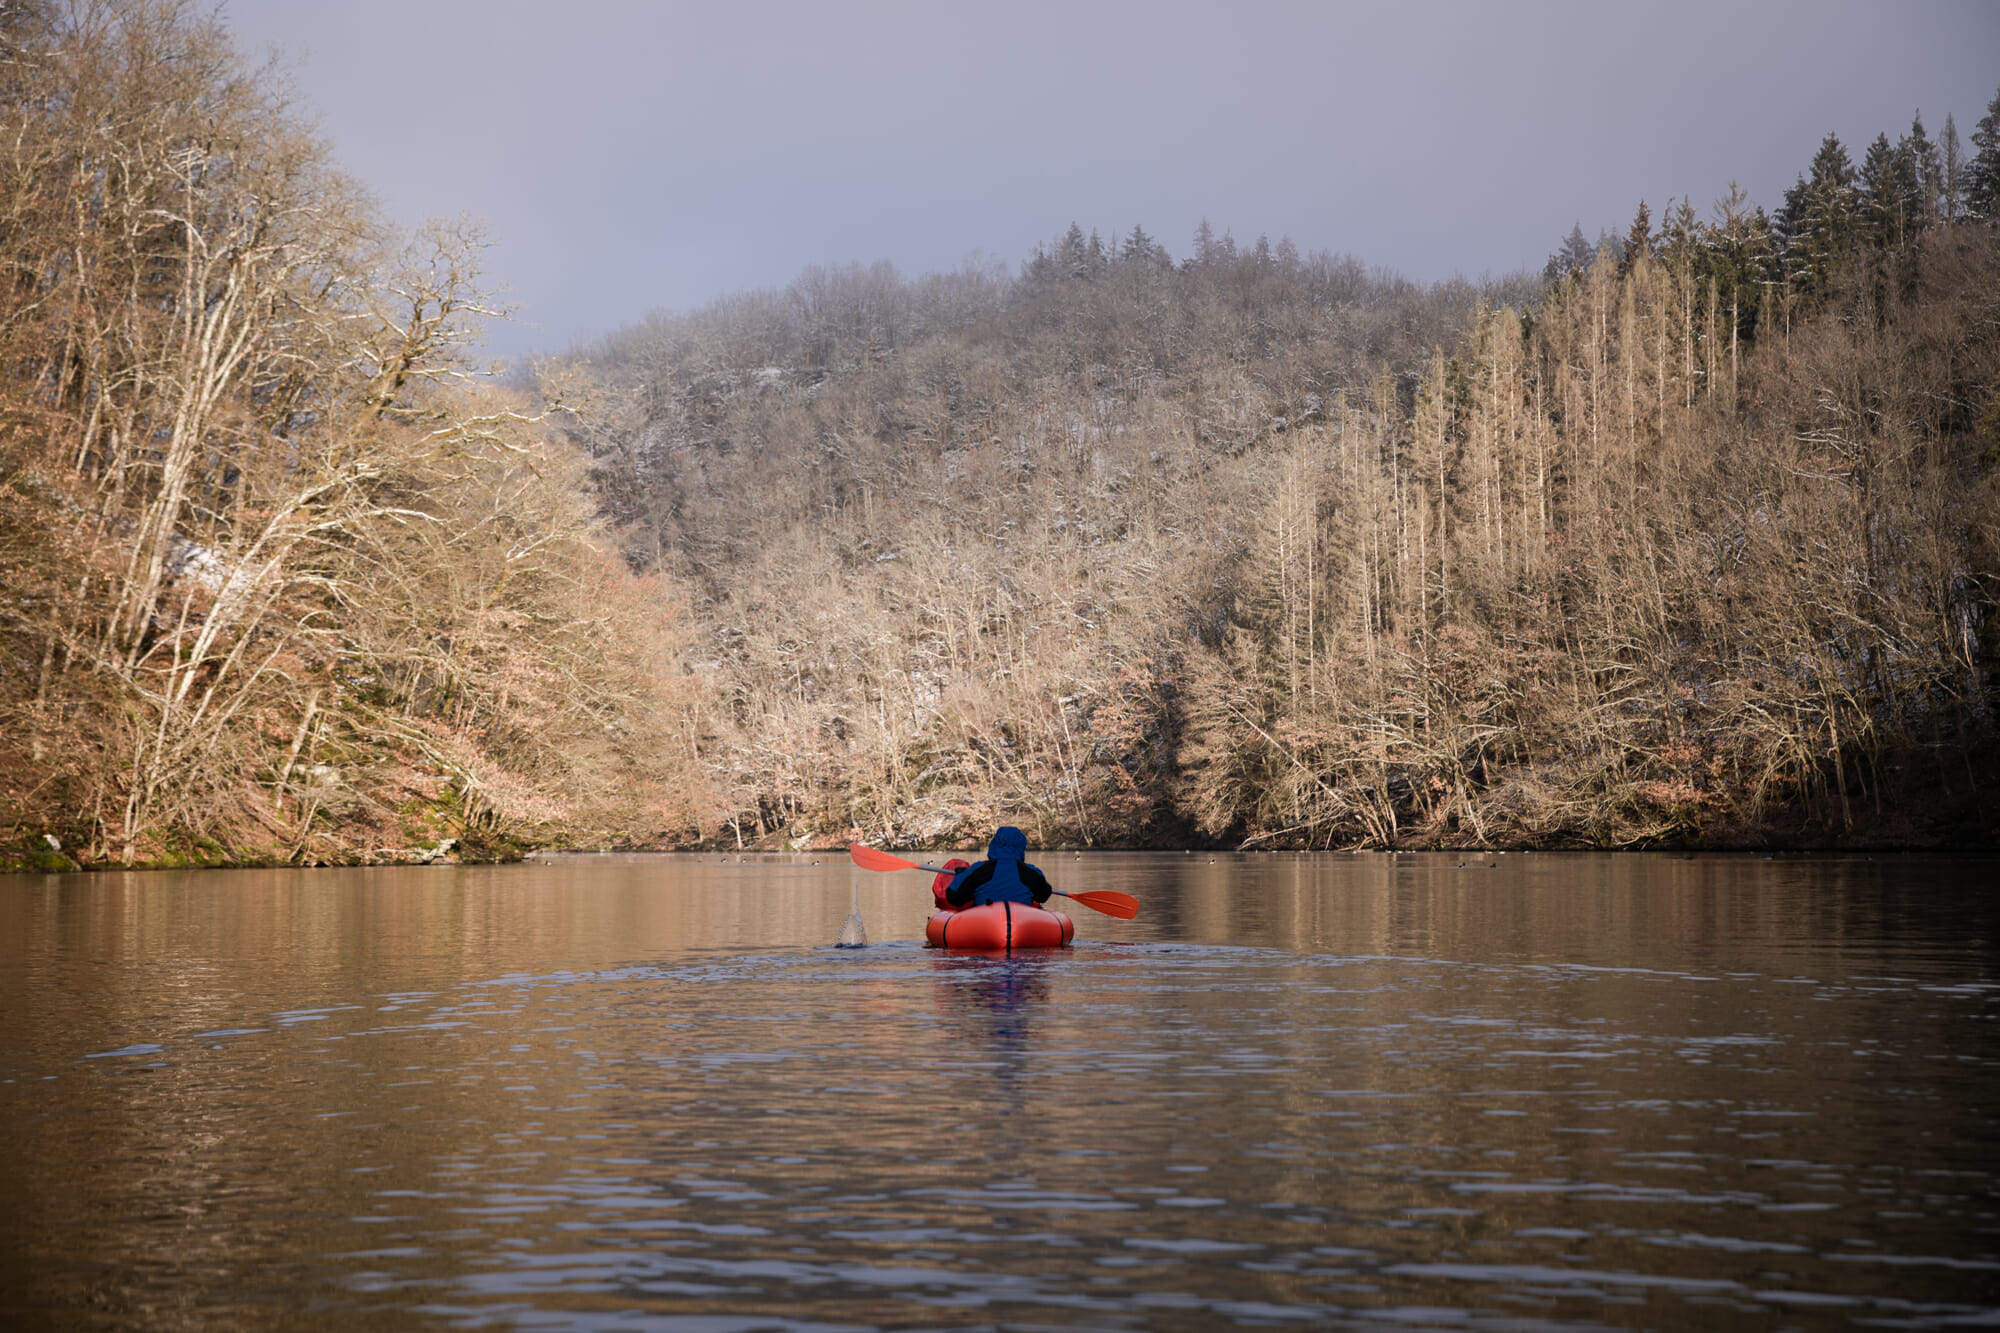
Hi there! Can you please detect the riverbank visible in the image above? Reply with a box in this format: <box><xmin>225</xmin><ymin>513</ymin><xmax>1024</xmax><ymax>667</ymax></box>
<box><xmin>11</xmin><ymin>787</ymin><xmax>1994</xmax><ymax>875</ymax></box>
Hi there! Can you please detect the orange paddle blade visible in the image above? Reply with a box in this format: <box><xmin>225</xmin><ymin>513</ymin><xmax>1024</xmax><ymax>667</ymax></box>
<box><xmin>1061</xmin><ymin>889</ymin><xmax>1139</xmax><ymax>920</ymax></box>
<box><xmin>848</xmin><ymin>843</ymin><xmax>922</xmax><ymax>873</ymax></box>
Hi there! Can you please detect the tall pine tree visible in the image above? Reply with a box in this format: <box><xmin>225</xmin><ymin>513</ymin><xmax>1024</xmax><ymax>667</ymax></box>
<box><xmin>1943</xmin><ymin>113</ymin><xmax>1966</xmax><ymax>221</ymax></box>
<box><xmin>1968</xmin><ymin>84</ymin><xmax>2000</xmax><ymax>218</ymax></box>
<box><xmin>1545</xmin><ymin>222</ymin><xmax>1594</xmax><ymax>281</ymax></box>
<box><xmin>1057</xmin><ymin>222</ymin><xmax>1090</xmax><ymax>280</ymax></box>
<box><xmin>1859</xmin><ymin>132</ymin><xmax>1912</xmax><ymax>248</ymax></box>
<box><xmin>1619</xmin><ymin>200</ymin><xmax>1653</xmax><ymax>276</ymax></box>
<box><xmin>1706</xmin><ymin>182</ymin><xmax>1775</xmax><ymax>345</ymax></box>
<box><xmin>1777</xmin><ymin>134</ymin><xmax>1857</xmax><ymax>294</ymax></box>
<box><xmin>1899</xmin><ymin>113</ymin><xmax>1944</xmax><ymax>230</ymax></box>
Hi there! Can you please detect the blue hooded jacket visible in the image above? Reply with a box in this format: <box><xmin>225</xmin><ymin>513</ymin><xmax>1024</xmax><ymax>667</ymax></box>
<box><xmin>946</xmin><ymin>826</ymin><xmax>1053</xmax><ymax>907</ymax></box>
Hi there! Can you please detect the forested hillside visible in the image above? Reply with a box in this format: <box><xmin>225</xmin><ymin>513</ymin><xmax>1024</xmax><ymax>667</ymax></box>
<box><xmin>553</xmin><ymin>111</ymin><xmax>2000</xmax><ymax>851</ymax></box>
<box><xmin>0</xmin><ymin>1</ymin><xmax>702</xmax><ymax>868</ymax></box>
<box><xmin>3</xmin><ymin>1</ymin><xmax>1997</xmax><ymax>866</ymax></box>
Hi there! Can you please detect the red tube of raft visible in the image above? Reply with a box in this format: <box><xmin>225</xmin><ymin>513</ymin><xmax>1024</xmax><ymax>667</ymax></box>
<box><xmin>925</xmin><ymin>901</ymin><xmax>1074</xmax><ymax>950</ymax></box>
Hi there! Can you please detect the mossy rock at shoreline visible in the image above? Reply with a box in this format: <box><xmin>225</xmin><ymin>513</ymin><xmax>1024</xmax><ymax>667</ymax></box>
<box><xmin>0</xmin><ymin>837</ymin><xmax>81</xmax><ymax>874</ymax></box>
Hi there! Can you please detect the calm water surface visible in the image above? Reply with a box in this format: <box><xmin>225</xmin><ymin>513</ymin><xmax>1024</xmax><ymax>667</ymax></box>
<box><xmin>2</xmin><ymin>852</ymin><xmax>1997</xmax><ymax>1330</ymax></box>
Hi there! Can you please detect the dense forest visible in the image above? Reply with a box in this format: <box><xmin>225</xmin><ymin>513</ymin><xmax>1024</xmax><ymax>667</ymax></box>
<box><xmin>0</xmin><ymin>0</ymin><xmax>701</xmax><ymax>869</ymax></box>
<box><xmin>554</xmin><ymin>109</ymin><xmax>2000</xmax><ymax>853</ymax></box>
<box><xmin>3</xmin><ymin>1</ymin><xmax>1998</xmax><ymax>867</ymax></box>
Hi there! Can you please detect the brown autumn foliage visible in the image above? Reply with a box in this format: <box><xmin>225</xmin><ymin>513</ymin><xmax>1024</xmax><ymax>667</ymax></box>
<box><xmin>553</xmin><ymin>218</ymin><xmax>2000</xmax><ymax>851</ymax></box>
<box><xmin>1173</xmin><ymin>233</ymin><xmax>2000</xmax><ymax>849</ymax></box>
<box><xmin>4</xmin><ymin>3</ymin><xmax>1994</xmax><ymax>865</ymax></box>
<box><xmin>0</xmin><ymin>0</ymin><xmax>704</xmax><ymax>868</ymax></box>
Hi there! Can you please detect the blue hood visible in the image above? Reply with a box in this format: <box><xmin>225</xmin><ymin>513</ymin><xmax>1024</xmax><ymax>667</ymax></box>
<box><xmin>987</xmin><ymin>826</ymin><xmax>1028</xmax><ymax>862</ymax></box>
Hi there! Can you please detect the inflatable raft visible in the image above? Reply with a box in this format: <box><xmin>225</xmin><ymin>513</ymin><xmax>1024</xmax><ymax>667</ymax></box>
<box><xmin>925</xmin><ymin>901</ymin><xmax>1074</xmax><ymax>950</ymax></box>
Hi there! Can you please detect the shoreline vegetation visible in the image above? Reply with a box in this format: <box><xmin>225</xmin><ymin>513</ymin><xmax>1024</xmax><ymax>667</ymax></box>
<box><xmin>4</xmin><ymin>3</ymin><xmax>1998</xmax><ymax>872</ymax></box>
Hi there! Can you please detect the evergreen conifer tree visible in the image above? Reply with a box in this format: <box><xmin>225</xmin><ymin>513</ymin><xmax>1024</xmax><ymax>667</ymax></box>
<box><xmin>1900</xmin><ymin>112</ymin><xmax>1944</xmax><ymax>229</ymax></box>
<box><xmin>1776</xmin><ymin>133</ymin><xmax>1856</xmax><ymax>294</ymax></box>
<box><xmin>1192</xmin><ymin>219</ymin><xmax>1219</xmax><ymax>267</ymax></box>
<box><xmin>1943</xmin><ymin>113</ymin><xmax>1965</xmax><ymax>221</ymax></box>
<box><xmin>1658</xmin><ymin>197</ymin><xmax>1701</xmax><ymax>273</ymax></box>
<box><xmin>1022</xmin><ymin>243</ymin><xmax>1058</xmax><ymax>288</ymax></box>
<box><xmin>1085</xmin><ymin>228</ymin><xmax>1108</xmax><ymax>278</ymax></box>
<box><xmin>1058</xmin><ymin>222</ymin><xmax>1090</xmax><ymax>280</ymax></box>
<box><xmin>1967</xmin><ymin>85</ymin><xmax>2000</xmax><ymax>218</ymax></box>
<box><xmin>1860</xmin><ymin>132</ymin><xmax>1908</xmax><ymax>248</ymax></box>
<box><xmin>1706</xmin><ymin>182</ymin><xmax>1775</xmax><ymax>341</ymax></box>
<box><xmin>1620</xmin><ymin>200</ymin><xmax>1653</xmax><ymax>275</ymax></box>
<box><xmin>1544</xmin><ymin>222</ymin><xmax>1593</xmax><ymax>281</ymax></box>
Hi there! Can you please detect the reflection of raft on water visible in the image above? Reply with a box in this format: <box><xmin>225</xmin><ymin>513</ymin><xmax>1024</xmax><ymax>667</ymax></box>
<box><xmin>925</xmin><ymin>901</ymin><xmax>1074</xmax><ymax>950</ymax></box>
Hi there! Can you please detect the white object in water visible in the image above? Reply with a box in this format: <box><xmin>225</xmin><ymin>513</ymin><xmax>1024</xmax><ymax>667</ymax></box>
<box><xmin>835</xmin><ymin>875</ymin><xmax>866</xmax><ymax>947</ymax></box>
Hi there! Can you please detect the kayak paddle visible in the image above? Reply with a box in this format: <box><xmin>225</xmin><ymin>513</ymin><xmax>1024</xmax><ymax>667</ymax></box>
<box><xmin>847</xmin><ymin>843</ymin><xmax>1139</xmax><ymax>919</ymax></box>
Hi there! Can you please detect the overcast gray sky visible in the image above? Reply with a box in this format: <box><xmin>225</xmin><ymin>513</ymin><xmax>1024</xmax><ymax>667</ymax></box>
<box><xmin>220</xmin><ymin>1</ymin><xmax>1999</xmax><ymax>360</ymax></box>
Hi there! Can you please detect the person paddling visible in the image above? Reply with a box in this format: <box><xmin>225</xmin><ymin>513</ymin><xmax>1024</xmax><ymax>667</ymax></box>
<box><xmin>944</xmin><ymin>826</ymin><xmax>1054</xmax><ymax>908</ymax></box>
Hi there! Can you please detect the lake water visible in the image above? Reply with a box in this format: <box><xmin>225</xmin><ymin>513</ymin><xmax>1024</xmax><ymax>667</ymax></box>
<box><xmin>2</xmin><ymin>852</ymin><xmax>1997</xmax><ymax>1330</ymax></box>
